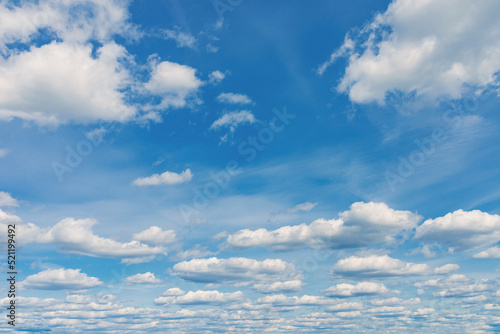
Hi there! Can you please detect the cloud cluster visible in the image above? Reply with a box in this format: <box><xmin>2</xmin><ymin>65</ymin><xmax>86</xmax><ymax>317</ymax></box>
<box><xmin>322</xmin><ymin>282</ymin><xmax>391</xmax><ymax>298</ymax></box>
<box><xmin>155</xmin><ymin>289</ymin><xmax>245</xmax><ymax>305</ymax></box>
<box><xmin>20</xmin><ymin>268</ymin><xmax>102</xmax><ymax>291</ymax></box>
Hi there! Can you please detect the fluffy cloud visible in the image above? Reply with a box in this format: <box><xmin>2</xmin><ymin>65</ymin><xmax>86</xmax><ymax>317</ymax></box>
<box><xmin>224</xmin><ymin>202</ymin><xmax>422</xmax><ymax>251</ymax></box>
<box><xmin>415</xmin><ymin>274</ymin><xmax>495</xmax><ymax>298</ymax></box>
<box><xmin>210</xmin><ymin>110</ymin><xmax>256</xmax><ymax>131</ymax></box>
<box><xmin>124</xmin><ymin>272</ymin><xmax>162</xmax><ymax>285</ymax></box>
<box><xmin>322</xmin><ymin>282</ymin><xmax>391</xmax><ymax>298</ymax></box>
<box><xmin>414</xmin><ymin>209</ymin><xmax>500</xmax><ymax>252</ymax></box>
<box><xmin>323</xmin><ymin>0</ymin><xmax>500</xmax><ymax>103</ymax></box>
<box><xmin>331</xmin><ymin>255</ymin><xmax>459</xmax><ymax>278</ymax></box>
<box><xmin>144</xmin><ymin>61</ymin><xmax>203</xmax><ymax>110</ymax></box>
<box><xmin>208</xmin><ymin>70</ymin><xmax>226</xmax><ymax>85</ymax></box>
<box><xmin>216</xmin><ymin>92</ymin><xmax>254</xmax><ymax>105</ymax></box>
<box><xmin>327</xmin><ymin>302</ymin><xmax>364</xmax><ymax>312</ymax></box>
<box><xmin>252</xmin><ymin>280</ymin><xmax>305</xmax><ymax>294</ymax></box>
<box><xmin>256</xmin><ymin>294</ymin><xmax>331</xmax><ymax>307</ymax></box>
<box><xmin>20</xmin><ymin>268</ymin><xmax>102</xmax><ymax>291</ymax></box>
<box><xmin>132</xmin><ymin>226</ymin><xmax>177</xmax><ymax>246</ymax></box>
<box><xmin>0</xmin><ymin>41</ymin><xmax>136</xmax><ymax>125</ymax></box>
<box><xmin>0</xmin><ymin>191</ymin><xmax>18</xmax><ymax>207</ymax></box>
<box><xmin>132</xmin><ymin>169</ymin><xmax>193</xmax><ymax>186</ymax></box>
<box><xmin>172</xmin><ymin>257</ymin><xmax>299</xmax><ymax>284</ymax></box>
<box><xmin>473</xmin><ymin>246</ymin><xmax>500</xmax><ymax>259</ymax></box>
<box><xmin>154</xmin><ymin>290</ymin><xmax>245</xmax><ymax>305</ymax></box>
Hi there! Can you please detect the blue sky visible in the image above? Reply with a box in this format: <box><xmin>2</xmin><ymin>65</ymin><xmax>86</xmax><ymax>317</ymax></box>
<box><xmin>1</xmin><ymin>0</ymin><xmax>500</xmax><ymax>332</ymax></box>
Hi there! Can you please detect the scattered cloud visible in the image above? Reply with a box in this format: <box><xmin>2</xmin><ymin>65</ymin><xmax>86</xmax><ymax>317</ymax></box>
<box><xmin>414</xmin><ymin>210</ymin><xmax>500</xmax><ymax>252</ymax></box>
<box><xmin>473</xmin><ymin>246</ymin><xmax>500</xmax><ymax>259</ymax></box>
<box><xmin>208</xmin><ymin>70</ymin><xmax>226</xmax><ymax>85</ymax></box>
<box><xmin>162</xmin><ymin>29</ymin><xmax>197</xmax><ymax>49</ymax></box>
<box><xmin>322</xmin><ymin>282</ymin><xmax>391</xmax><ymax>298</ymax></box>
<box><xmin>124</xmin><ymin>272</ymin><xmax>162</xmax><ymax>285</ymax></box>
<box><xmin>216</xmin><ymin>92</ymin><xmax>254</xmax><ymax>105</ymax></box>
<box><xmin>210</xmin><ymin>110</ymin><xmax>256</xmax><ymax>132</ymax></box>
<box><xmin>169</xmin><ymin>245</ymin><xmax>216</xmax><ymax>261</ymax></box>
<box><xmin>331</xmin><ymin>255</ymin><xmax>459</xmax><ymax>278</ymax></box>
<box><xmin>132</xmin><ymin>169</ymin><xmax>193</xmax><ymax>186</ymax></box>
<box><xmin>253</xmin><ymin>280</ymin><xmax>305</xmax><ymax>294</ymax></box>
<box><xmin>20</xmin><ymin>268</ymin><xmax>102</xmax><ymax>291</ymax></box>
<box><xmin>0</xmin><ymin>191</ymin><xmax>18</xmax><ymax>207</ymax></box>
<box><xmin>133</xmin><ymin>226</ymin><xmax>177</xmax><ymax>246</ymax></box>
<box><xmin>224</xmin><ymin>202</ymin><xmax>422</xmax><ymax>251</ymax></box>
<box><xmin>155</xmin><ymin>290</ymin><xmax>244</xmax><ymax>305</ymax></box>
<box><xmin>287</xmin><ymin>202</ymin><xmax>317</xmax><ymax>213</ymax></box>
<box><xmin>172</xmin><ymin>257</ymin><xmax>299</xmax><ymax>284</ymax></box>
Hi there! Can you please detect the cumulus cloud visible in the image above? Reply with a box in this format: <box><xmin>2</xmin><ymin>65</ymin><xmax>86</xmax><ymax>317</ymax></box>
<box><xmin>154</xmin><ymin>290</ymin><xmax>244</xmax><ymax>305</ymax></box>
<box><xmin>144</xmin><ymin>61</ymin><xmax>203</xmax><ymax>110</ymax></box>
<box><xmin>172</xmin><ymin>257</ymin><xmax>299</xmax><ymax>284</ymax></box>
<box><xmin>415</xmin><ymin>274</ymin><xmax>495</xmax><ymax>298</ymax></box>
<box><xmin>322</xmin><ymin>282</ymin><xmax>391</xmax><ymax>298</ymax></box>
<box><xmin>324</xmin><ymin>0</ymin><xmax>500</xmax><ymax>103</ymax></box>
<box><xmin>327</xmin><ymin>302</ymin><xmax>364</xmax><ymax>312</ymax></box>
<box><xmin>124</xmin><ymin>272</ymin><xmax>162</xmax><ymax>285</ymax></box>
<box><xmin>473</xmin><ymin>246</ymin><xmax>500</xmax><ymax>259</ymax></box>
<box><xmin>224</xmin><ymin>202</ymin><xmax>422</xmax><ymax>251</ymax></box>
<box><xmin>216</xmin><ymin>92</ymin><xmax>254</xmax><ymax>105</ymax></box>
<box><xmin>208</xmin><ymin>70</ymin><xmax>226</xmax><ymax>85</ymax></box>
<box><xmin>210</xmin><ymin>110</ymin><xmax>256</xmax><ymax>132</ymax></box>
<box><xmin>0</xmin><ymin>191</ymin><xmax>18</xmax><ymax>207</ymax></box>
<box><xmin>132</xmin><ymin>226</ymin><xmax>177</xmax><ymax>246</ymax></box>
<box><xmin>256</xmin><ymin>294</ymin><xmax>331</xmax><ymax>307</ymax></box>
<box><xmin>252</xmin><ymin>280</ymin><xmax>305</xmax><ymax>294</ymax></box>
<box><xmin>162</xmin><ymin>29</ymin><xmax>197</xmax><ymax>49</ymax></box>
<box><xmin>331</xmin><ymin>255</ymin><xmax>459</xmax><ymax>278</ymax></box>
<box><xmin>414</xmin><ymin>209</ymin><xmax>500</xmax><ymax>252</ymax></box>
<box><xmin>132</xmin><ymin>169</ymin><xmax>193</xmax><ymax>186</ymax></box>
<box><xmin>20</xmin><ymin>268</ymin><xmax>102</xmax><ymax>291</ymax></box>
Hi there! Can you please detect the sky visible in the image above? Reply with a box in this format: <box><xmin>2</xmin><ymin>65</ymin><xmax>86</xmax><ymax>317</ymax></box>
<box><xmin>1</xmin><ymin>0</ymin><xmax>500</xmax><ymax>333</ymax></box>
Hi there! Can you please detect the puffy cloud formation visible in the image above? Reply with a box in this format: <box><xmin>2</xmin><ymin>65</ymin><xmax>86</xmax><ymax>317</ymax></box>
<box><xmin>20</xmin><ymin>268</ymin><xmax>102</xmax><ymax>290</ymax></box>
<box><xmin>331</xmin><ymin>255</ymin><xmax>459</xmax><ymax>278</ymax></box>
<box><xmin>322</xmin><ymin>282</ymin><xmax>391</xmax><ymax>298</ymax></box>
<box><xmin>172</xmin><ymin>257</ymin><xmax>299</xmax><ymax>284</ymax></box>
<box><xmin>252</xmin><ymin>280</ymin><xmax>305</xmax><ymax>294</ymax></box>
<box><xmin>132</xmin><ymin>169</ymin><xmax>193</xmax><ymax>186</ymax></box>
<box><xmin>322</xmin><ymin>0</ymin><xmax>500</xmax><ymax>103</ymax></box>
<box><xmin>414</xmin><ymin>209</ymin><xmax>500</xmax><ymax>252</ymax></box>
<box><xmin>0</xmin><ymin>191</ymin><xmax>18</xmax><ymax>207</ymax></box>
<box><xmin>224</xmin><ymin>202</ymin><xmax>422</xmax><ymax>251</ymax></box>
<box><xmin>132</xmin><ymin>226</ymin><xmax>177</xmax><ymax>246</ymax></box>
<box><xmin>124</xmin><ymin>272</ymin><xmax>162</xmax><ymax>285</ymax></box>
<box><xmin>155</xmin><ymin>290</ymin><xmax>245</xmax><ymax>305</ymax></box>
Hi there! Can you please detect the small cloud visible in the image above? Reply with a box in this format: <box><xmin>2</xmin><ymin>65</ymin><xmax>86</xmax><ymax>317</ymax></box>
<box><xmin>169</xmin><ymin>245</ymin><xmax>216</xmax><ymax>261</ymax></box>
<box><xmin>0</xmin><ymin>191</ymin><xmax>19</xmax><ymax>207</ymax></box>
<box><xmin>124</xmin><ymin>272</ymin><xmax>162</xmax><ymax>285</ymax></box>
<box><xmin>132</xmin><ymin>169</ymin><xmax>193</xmax><ymax>186</ymax></box>
<box><xmin>287</xmin><ymin>202</ymin><xmax>317</xmax><ymax>214</ymax></box>
<box><xmin>206</xmin><ymin>43</ymin><xmax>219</xmax><ymax>53</ymax></box>
<box><xmin>0</xmin><ymin>148</ymin><xmax>9</xmax><ymax>158</ymax></box>
<box><xmin>162</xmin><ymin>29</ymin><xmax>197</xmax><ymax>49</ymax></box>
<box><xmin>208</xmin><ymin>70</ymin><xmax>226</xmax><ymax>85</ymax></box>
<box><xmin>210</xmin><ymin>110</ymin><xmax>256</xmax><ymax>132</ymax></box>
<box><xmin>216</xmin><ymin>92</ymin><xmax>254</xmax><ymax>105</ymax></box>
<box><xmin>20</xmin><ymin>268</ymin><xmax>102</xmax><ymax>291</ymax></box>
<box><xmin>133</xmin><ymin>226</ymin><xmax>177</xmax><ymax>246</ymax></box>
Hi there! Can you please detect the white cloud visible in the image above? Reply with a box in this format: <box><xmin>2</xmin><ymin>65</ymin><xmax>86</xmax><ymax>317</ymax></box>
<box><xmin>132</xmin><ymin>226</ymin><xmax>177</xmax><ymax>246</ymax></box>
<box><xmin>20</xmin><ymin>268</ymin><xmax>102</xmax><ymax>291</ymax></box>
<box><xmin>326</xmin><ymin>0</ymin><xmax>500</xmax><ymax>103</ymax></box>
<box><xmin>327</xmin><ymin>302</ymin><xmax>364</xmax><ymax>312</ymax></box>
<box><xmin>208</xmin><ymin>70</ymin><xmax>226</xmax><ymax>85</ymax></box>
<box><xmin>216</xmin><ymin>92</ymin><xmax>254</xmax><ymax>105</ymax></box>
<box><xmin>162</xmin><ymin>29</ymin><xmax>197</xmax><ymax>49</ymax></box>
<box><xmin>414</xmin><ymin>209</ymin><xmax>500</xmax><ymax>252</ymax></box>
<box><xmin>415</xmin><ymin>274</ymin><xmax>495</xmax><ymax>298</ymax></box>
<box><xmin>0</xmin><ymin>191</ymin><xmax>18</xmax><ymax>207</ymax></box>
<box><xmin>154</xmin><ymin>290</ymin><xmax>244</xmax><ymax>305</ymax></box>
<box><xmin>210</xmin><ymin>110</ymin><xmax>256</xmax><ymax>132</ymax></box>
<box><xmin>0</xmin><ymin>41</ymin><xmax>136</xmax><ymax>125</ymax></box>
<box><xmin>287</xmin><ymin>202</ymin><xmax>317</xmax><ymax>214</ymax></box>
<box><xmin>172</xmin><ymin>257</ymin><xmax>299</xmax><ymax>284</ymax></box>
<box><xmin>256</xmin><ymin>294</ymin><xmax>331</xmax><ymax>307</ymax></box>
<box><xmin>331</xmin><ymin>255</ymin><xmax>459</xmax><ymax>278</ymax></box>
<box><xmin>124</xmin><ymin>272</ymin><xmax>162</xmax><ymax>285</ymax></box>
<box><xmin>253</xmin><ymin>280</ymin><xmax>305</xmax><ymax>294</ymax></box>
<box><xmin>473</xmin><ymin>246</ymin><xmax>500</xmax><ymax>259</ymax></box>
<box><xmin>169</xmin><ymin>245</ymin><xmax>216</xmax><ymax>261</ymax></box>
<box><xmin>144</xmin><ymin>61</ymin><xmax>203</xmax><ymax>110</ymax></box>
<box><xmin>132</xmin><ymin>169</ymin><xmax>193</xmax><ymax>186</ymax></box>
<box><xmin>322</xmin><ymin>282</ymin><xmax>391</xmax><ymax>298</ymax></box>
<box><xmin>224</xmin><ymin>202</ymin><xmax>422</xmax><ymax>251</ymax></box>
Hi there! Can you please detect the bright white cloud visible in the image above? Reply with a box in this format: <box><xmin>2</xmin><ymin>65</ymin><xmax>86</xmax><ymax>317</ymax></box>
<box><xmin>216</xmin><ymin>92</ymin><xmax>254</xmax><ymax>105</ymax></box>
<box><xmin>327</xmin><ymin>302</ymin><xmax>364</xmax><ymax>312</ymax></box>
<box><xmin>210</xmin><ymin>110</ymin><xmax>256</xmax><ymax>131</ymax></box>
<box><xmin>144</xmin><ymin>61</ymin><xmax>203</xmax><ymax>110</ymax></box>
<box><xmin>155</xmin><ymin>290</ymin><xmax>244</xmax><ymax>305</ymax></box>
<box><xmin>162</xmin><ymin>29</ymin><xmax>197</xmax><ymax>49</ymax></box>
<box><xmin>20</xmin><ymin>268</ymin><xmax>102</xmax><ymax>290</ymax></box>
<box><xmin>414</xmin><ymin>209</ymin><xmax>500</xmax><ymax>252</ymax></box>
<box><xmin>224</xmin><ymin>202</ymin><xmax>422</xmax><ymax>251</ymax></box>
<box><xmin>331</xmin><ymin>255</ymin><xmax>459</xmax><ymax>278</ymax></box>
<box><xmin>0</xmin><ymin>191</ymin><xmax>18</xmax><ymax>207</ymax></box>
<box><xmin>322</xmin><ymin>282</ymin><xmax>391</xmax><ymax>298</ymax></box>
<box><xmin>208</xmin><ymin>70</ymin><xmax>226</xmax><ymax>85</ymax></box>
<box><xmin>415</xmin><ymin>274</ymin><xmax>495</xmax><ymax>298</ymax></box>
<box><xmin>124</xmin><ymin>272</ymin><xmax>162</xmax><ymax>285</ymax></box>
<box><xmin>172</xmin><ymin>257</ymin><xmax>299</xmax><ymax>284</ymax></box>
<box><xmin>326</xmin><ymin>0</ymin><xmax>500</xmax><ymax>103</ymax></box>
<box><xmin>132</xmin><ymin>226</ymin><xmax>177</xmax><ymax>246</ymax></box>
<box><xmin>132</xmin><ymin>169</ymin><xmax>193</xmax><ymax>186</ymax></box>
<box><xmin>253</xmin><ymin>280</ymin><xmax>305</xmax><ymax>294</ymax></box>
<box><xmin>287</xmin><ymin>202</ymin><xmax>317</xmax><ymax>213</ymax></box>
